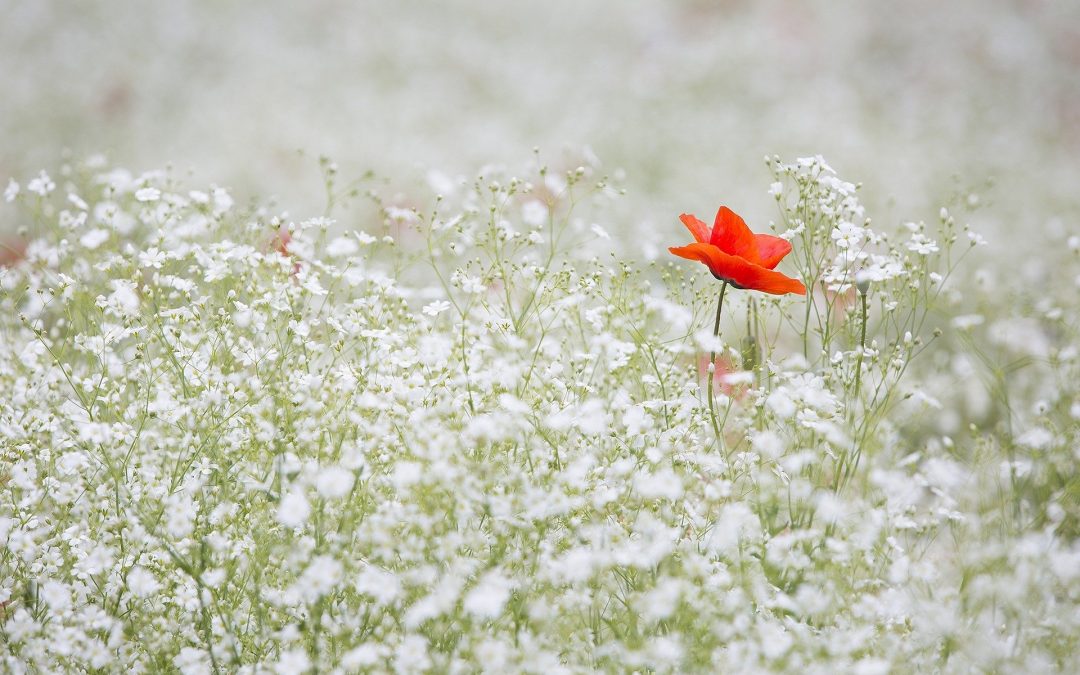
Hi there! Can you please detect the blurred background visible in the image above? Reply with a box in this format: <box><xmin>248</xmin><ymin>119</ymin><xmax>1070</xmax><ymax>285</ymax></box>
<box><xmin>2</xmin><ymin>0</ymin><xmax>1078</xmax><ymax>241</ymax></box>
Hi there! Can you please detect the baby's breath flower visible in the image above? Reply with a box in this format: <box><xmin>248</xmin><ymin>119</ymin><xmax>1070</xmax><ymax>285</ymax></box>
<box><xmin>0</xmin><ymin>155</ymin><xmax>1075</xmax><ymax>674</ymax></box>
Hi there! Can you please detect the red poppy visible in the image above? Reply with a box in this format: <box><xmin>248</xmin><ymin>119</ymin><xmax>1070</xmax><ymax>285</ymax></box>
<box><xmin>670</xmin><ymin>206</ymin><xmax>805</xmax><ymax>295</ymax></box>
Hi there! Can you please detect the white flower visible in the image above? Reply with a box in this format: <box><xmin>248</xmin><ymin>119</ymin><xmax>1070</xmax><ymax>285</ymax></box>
<box><xmin>342</xmin><ymin>644</ymin><xmax>386</xmax><ymax>669</ymax></box>
<box><xmin>274</xmin><ymin>649</ymin><xmax>311</xmax><ymax>675</ymax></box>
<box><xmin>952</xmin><ymin>314</ymin><xmax>984</xmax><ymax>330</ymax></box>
<box><xmin>135</xmin><ymin>187</ymin><xmax>161</xmax><ymax>202</ymax></box>
<box><xmin>1017</xmin><ymin>427</ymin><xmax>1054</xmax><ymax>450</ymax></box>
<box><xmin>327</xmin><ymin>235</ymin><xmax>359</xmax><ymax>257</ymax></box>
<box><xmin>463</xmin><ymin>570</ymin><xmax>512</xmax><ymax>619</ymax></box>
<box><xmin>108</xmin><ymin>279</ymin><xmax>141</xmax><ymax>316</ymax></box>
<box><xmin>4</xmin><ymin>178</ymin><xmax>19</xmax><ymax>202</ymax></box>
<box><xmin>127</xmin><ymin>566</ymin><xmax>162</xmax><ymax>598</ymax></box>
<box><xmin>211</xmin><ymin>187</ymin><xmax>233</xmax><ymax>216</ymax></box>
<box><xmin>906</xmin><ymin>232</ymin><xmax>939</xmax><ymax>255</ymax></box>
<box><xmin>277</xmin><ymin>488</ymin><xmax>311</xmax><ymax>527</ymax></box>
<box><xmin>27</xmin><ymin>170</ymin><xmax>55</xmax><ymax>196</ymax></box>
<box><xmin>391</xmin><ymin>461</ymin><xmax>422</xmax><ymax>489</ymax></box>
<box><xmin>355</xmin><ymin>565</ymin><xmax>402</xmax><ymax>605</ymax></box>
<box><xmin>297</xmin><ymin>555</ymin><xmax>343</xmax><ymax>601</ymax></box>
<box><xmin>393</xmin><ymin>635</ymin><xmax>432</xmax><ymax>673</ymax></box>
<box><xmin>386</xmin><ymin>206</ymin><xmax>418</xmax><ymax>224</ymax></box>
<box><xmin>622</xmin><ymin>404</ymin><xmax>653</xmax><ymax>436</ymax></box>
<box><xmin>139</xmin><ymin>247</ymin><xmax>167</xmax><ymax>268</ymax></box>
<box><xmin>68</xmin><ymin>192</ymin><xmax>89</xmax><ymax>210</ymax></box>
<box><xmin>41</xmin><ymin>580</ymin><xmax>73</xmax><ymax>613</ymax></box>
<box><xmin>522</xmin><ymin>200</ymin><xmax>548</xmax><ymax>226</ymax></box>
<box><xmin>314</xmin><ymin>466</ymin><xmax>355</xmax><ymax>499</ymax></box>
<box><xmin>173</xmin><ymin>647</ymin><xmax>211</xmax><ymax>675</ymax></box>
<box><xmin>634</xmin><ymin>467</ymin><xmax>684</xmax><ymax>501</ymax></box>
<box><xmin>79</xmin><ymin>228</ymin><xmax>110</xmax><ymax>250</ymax></box>
<box><xmin>422</xmin><ymin>300</ymin><xmax>451</xmax><ymax>317</ymax></box>
<box><xmin>831</xmin><ymin>221</ymin><xmax>866</xmax><ymax>249</ymax></box>
<box><xmin>767</xmin><ymin>389</ymin><xmax>797</xmax><ymax>419</ymax></box>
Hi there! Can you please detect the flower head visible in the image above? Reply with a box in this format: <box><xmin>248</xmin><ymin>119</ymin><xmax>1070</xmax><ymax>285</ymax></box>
<box><xmin>670</xmin><ymin>206</ymin><xmax>805</xmax><ymax>295</ymax></box>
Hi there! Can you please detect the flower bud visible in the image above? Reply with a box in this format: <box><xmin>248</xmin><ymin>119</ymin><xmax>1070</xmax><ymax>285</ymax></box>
<box><xmin>854</xmin><ymin>270</ymin><xmax>872</xmax><ymax>295</ymax></box>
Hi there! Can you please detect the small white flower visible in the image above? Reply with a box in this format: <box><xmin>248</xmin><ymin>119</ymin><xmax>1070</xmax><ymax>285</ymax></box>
<box><xmin>173</xmin><ymin>647</ymin><xmax>211</xmax><ymax>675</ymax></box>
<box><xmin>79</xmin><ymin>228</ymin><xmax>110</xmax><ymax>250</ymax></box>
<box><xmin>4</xmin><ymin>179</ymin><xmax>19</xmax><ymax>202</ymax></box>
<box><xmin>342</xmin><ymin>644</ymin><xmax>385</xmax><ymax>669</ymax></box>
<box><xmin>277</xmin><ymin>488</ymin><xmax>311</xmax><ymax>527</ymax></box>
<box><xmin>68</xmin><ymin>193</ymin><xmax>89</xmax><ymax>210</ymax></box>
<box><xmin>522</xmin><ymin>200</ymin><xmax>548</xmax><ymax>226</ymax></box>
<box><xmin>297</xmin><ymin>555</ymin><xmax>344</xmax><ymax>601</ymax></box>
<box><xmin>634</xmin><ymin>467</ymin><xmax>684</xmax><ymax>500</ymax></box>
<box><xmin>422</xmin><ymin>300</ymin><xmax>451</xmax><ymax>317</ymax></box>
<box><xmin>274</xmin><ymin>649</ymin><xmax>311</xmax><ymax>675</ymax></box>
<box><xmin>952</xmin><ymin>314</ymin><xmax>984</xmax><ymax>330</ymax></box>
<box><xmin>391</xmin><ymin>461</ymin><xmax>422</xmax><ymax>489</ymax></box>
<box><xmin>315</xmin><ymin>466</ymin><xmax>355</xmax><ymax>499</ymax></box>
<box><xmin>463</xmin><ymin>570</ymin><xmax>512</xmax><ymax>619</ymax></box>
<box><xmin>288</xmin><ymin>319</ymin><xmax>310</xmax><ymax>338</ymax></box>
<box><xmin>135</xmin><ymin>187</ymin><xmax>161</xmax><ymax>202</ymax></box>
<box><xmin>906</xmin><ymin>232</ymin><xmax>939</xmax><ymax>255</ymax></box>
<box><xmin>138</xmin><ymin>247</ymin><xmax>167</xmax><ymax>268</ymax></box>
<box><xmin>127</xmin><ymin>566</ymin><xmax>161</xmax><ymax>598</ymax></box>
<box><xmin>41</xmin><ymin>580</ymin><xmax>73</xmax><ymax>613</ymax></box>
<box><xmin>212</xmin><ymin>187</ymin><xmax>233</xmax><ymax>216</ymax></box>
<box><xmin>27</xmin><ymin>170</ymin><xmax>55</xmax><ymax>196</ymax></box>
<box><xmin>386</xmin><ymin>206</ymin><xmax>419</xmax><ymax>224</ymax></box>
<box><xmin>108</xmin><ymin>279</ymin><xmax>141</xmax><ymax>316</ymax></box>
<box><xmin>327</xmin><ymin>235</ymin><xmax>359</xmax><ymax>257</ymax></box>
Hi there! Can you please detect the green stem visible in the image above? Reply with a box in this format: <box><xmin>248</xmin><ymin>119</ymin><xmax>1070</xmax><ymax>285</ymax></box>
<box><xmin>853</xmin><ymin>291</ymin><xmax>868</xmax><ymax>402</ymax></box>
<box><xmin>837</xmin><ymin>290</ymin><xmax>870</xmax><ymax>492</ymax></box>
<box><xmin>707</xmin><ymin>281</ymin><xmax>729</xmax><ymax>448</ymax></box>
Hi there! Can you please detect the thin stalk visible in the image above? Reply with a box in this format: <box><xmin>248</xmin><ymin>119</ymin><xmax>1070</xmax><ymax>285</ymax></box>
<box><xmin>707</xmin><ymin>281</ymin><xmax>729</xmax><ymax>447</ymax></box>
<box><xmin>853</xmin><ymin>291</ymin><xmax>868</xmax><ymax>402</ymax></box>
<box><xmin>836</xmin><ymin>289</ymin><xmax>870</xmax><ymax>492</ymax></box>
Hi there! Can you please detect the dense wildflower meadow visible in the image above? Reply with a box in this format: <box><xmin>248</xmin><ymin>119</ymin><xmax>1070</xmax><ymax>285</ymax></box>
<box><xmin>1</xmin><ymin>150</ymin><xmax>1078</xmax><ymax>673</ymax></box>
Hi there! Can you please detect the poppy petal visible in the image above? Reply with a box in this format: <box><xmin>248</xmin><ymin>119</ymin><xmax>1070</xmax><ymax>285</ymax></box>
<box><xmin>755</xmin><ymin>234</ymin><xmax>793</xmax><ymax>270</ymax></box>
<box><xmin>679</xmin><ymin>213</ymin><xmax>711</xmax><ymax>244</ymax></box>
<box><xmin>669</xmin><ymin>243</ymin><xmax>806</xmax><ymax>295</ymax></box>
<box><xmin>710</xmin><ymin>206</ymin><xmax>760</xmax><ymax>263</ymax></box>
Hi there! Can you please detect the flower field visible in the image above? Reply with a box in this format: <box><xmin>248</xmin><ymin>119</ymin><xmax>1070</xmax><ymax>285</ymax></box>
<box><xmin>2</xmin><ymin>1</ymin><xmax>1079</xmax><ymax>673</ymax></box>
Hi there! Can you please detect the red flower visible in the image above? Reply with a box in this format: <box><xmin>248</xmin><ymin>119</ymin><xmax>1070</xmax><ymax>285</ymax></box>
<box><xmin>669</xmin><ymin>206</ymin><xmax>805</xmax><ymax>295</ymax></box>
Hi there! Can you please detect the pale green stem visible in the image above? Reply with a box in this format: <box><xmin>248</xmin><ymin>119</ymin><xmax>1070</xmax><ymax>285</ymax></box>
<box><xmin>707</xmin><ymin>281</ymin><xmax>729</xmax><ymax>447</ymax></box>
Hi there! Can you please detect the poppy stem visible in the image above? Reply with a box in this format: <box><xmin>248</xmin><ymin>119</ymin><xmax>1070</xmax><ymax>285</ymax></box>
<box><xmin>707</xmin><ymin>281</ymin><xmax>729</xmax><ymax>447</ymax></box>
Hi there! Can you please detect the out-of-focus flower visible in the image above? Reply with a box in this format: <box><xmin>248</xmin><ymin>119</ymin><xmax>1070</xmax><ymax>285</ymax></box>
<box><xmin>695</xmin><ymin>353</ymin><xmax>751</xmax><ymax>400</ymax></box>
<box><xmin>0</xmin><ymin>238</ymin><xmax>26</xmax><ymax>267</ymax></box>
<box><xmin>272</xmin><ymin>226</ymin><xmax>302</xmax><ymax>275</ymax></box>
<box><xmin>669</xmin><ymin>206</ymin><xmax>805</xmax><ymax>295</ymax></box>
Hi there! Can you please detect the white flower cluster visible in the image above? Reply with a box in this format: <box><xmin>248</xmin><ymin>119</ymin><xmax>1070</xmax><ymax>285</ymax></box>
<box><xmin>1</xmin><ymin>157</ymin><xmax>1077</xmax><ymax>673</ymax></box>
